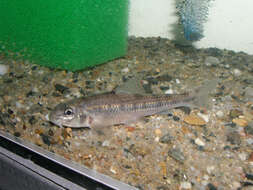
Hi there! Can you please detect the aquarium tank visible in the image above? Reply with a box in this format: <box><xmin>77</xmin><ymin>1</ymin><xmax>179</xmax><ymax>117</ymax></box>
<box><xmin>0</xmin><ymin>0</ymin><xmax>253</xmax><ymax>190</ymax></box>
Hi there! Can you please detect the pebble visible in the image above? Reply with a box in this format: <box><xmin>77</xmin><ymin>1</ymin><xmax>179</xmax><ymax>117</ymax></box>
<box><xmin>165</xmin><ymin>89</ymin><xmax>173</xmax><ymax>94</ymax></box>
<box><xmin>204</xmin><ymin>56</ymin><xmax>220</xmax><ymax>66</ymax></box>
<box><xmin>216</xmin><ymin>110</ymin><xmax>224</xmax><ymax>118</ymax></box>
<box><xmin>206</xmin><ymin>166</ymin><xmax>215</xmax><ymax>174</ymax></box>
<box><xmin>180</xmin><ymin>181</ymin><xmax>192</xmax><ymax>189</ymax></box>
<box><xmin>238</xmin><ymin>152</ymin><xmax>247</xmax><ymax>161</ymax></box>
<box><xmin>229</xmin><ymin>109</ymin><xmax>243</xmax><ymax>118</ymax></box>
<box><xmin>54</xmin><ymin>84</ymin><xmax>69</xmax><ymax>94</ymax></box>
<box><xmin>195</xmin><ymin>138</ymin><xmax>205</xmax><ymax>146</ymax></box>
<box><xmin>0</xmin><ymin>64</ymin><xmax>9</xmax><ymax>75</ymax></box>
<box><xmin>244</xmin><ymin>123</ymin><xmax>253</xmax><ymax>135</ymax></box>
<box><xmin>226</xmin><ymin>131</ymin><xmax>241</xmax><ymax>145</ymax></box>
<box><xmin>160</xmin><ymin>132</ymin><xmax>174</xmax><ymax>144</ymax></box>
<box><xmin>184</xmin><ymin>114</ymin><xmax>206</xmax><ymax>126</ymax></box>
<box><xmin>232</xmin><ymin>69</ymin><xmax>242</xmax><ymax>77</ymax></box>
<box><xmin>232</xmin><ymin>118</ymin><xmax>248</xmax><ymax>127</ymax></box>
<box><xmin>244</xmin><ymin>87</ymin><xmax>253</xmax><ymax>101</ymax></box>
<box><xmin>197</xmin><ymin>113</ymin><xmax>209</xmax><ymax>122</ymax></box>
<box><xmin>168</xmin><ymin>148</ymin><xmax>185</xmax><ymax>163</ymax></box>
<box><xmin>207</xmin><ymin>183</ymin><xmax>217</xmax><ymax>190</ymax></box>
<box><xmin>121</xmin><ymin>67</ymin><xmax>129</xmax><ymax>73</ymax></box>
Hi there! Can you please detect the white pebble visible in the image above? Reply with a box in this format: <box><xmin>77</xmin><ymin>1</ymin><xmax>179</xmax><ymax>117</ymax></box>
<box><xmin>206</xmin><ymin>166</ymin><xmax>215</xmax><ymax>174</ymax></box>
<box><xmin>0</xmin><ymin>64</ymin><xmax>9</xmax><ymax>75</ymax></box>
<box><xmin>195</xmin><ymin>138</ymin><xmax>205</xmax><ymax>146</ymax></box>
<box><xmin>233</xmin><ymin>69</ymin><xmax>242</xmax><ymax>77</ymax></box>
<box><xmin>197</xmin><ymin>113</ymin><xmax>209</xmax><ymax>122</ymax></box>
<box><xmin>45</xmin><ymin>114</ymin><xmax>49</xmax><ymax>121</ymax></box>
<box><xmin>165</xmin><ymin>89</ymin><xmax>173</xmax><ymax>94</ymax></box>
<box><xmin>180</xmin><ymin>181</ymin><xmax>192</xmax><ymax>189</ymax></box>
<box><xmin>216</xmin><ymin>110</ymin><xmax>224</xmax><ymax>118</ymax></box>
<box><xmin>176</xmin><ymin>79</ymin><xmax>180</xmax><ymax>84</ymax></box>
<box><xmin>110</xmin><ymin>166</ymin><xmax>117</xmax><ymax>174</ymax></box>
<box><xmin>121</xmin><ymin>67</ymin><xmax>129</xmax><ymax>73</ymax></box>
<box><xmin>238</xmin><ymin>153</ymin><xmax>247</xmax><ymax>161</ymax></box>
<box><xmin>102</xmin><ymin>140</ymin><xmax>110</xmax><ymax>147</ymax></box>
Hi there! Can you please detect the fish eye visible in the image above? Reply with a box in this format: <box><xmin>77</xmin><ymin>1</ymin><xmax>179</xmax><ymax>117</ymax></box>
<box><xmin>64</xmin><ymin>108</ymin><xmax>74</xmax><ymax>116</ymax></box>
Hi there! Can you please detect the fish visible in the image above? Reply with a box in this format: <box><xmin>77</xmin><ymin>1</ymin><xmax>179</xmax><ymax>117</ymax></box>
<box><xmin>49</xmin><ymin>79</ymin><xmax>217</xmax><ymax>129</ymax></box>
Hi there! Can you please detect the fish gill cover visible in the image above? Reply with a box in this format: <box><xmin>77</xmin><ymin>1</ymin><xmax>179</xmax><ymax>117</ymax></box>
<box><xmin>177</xmin><ymin>0</ymin><xmax>213</xmax><ymax>41</ymax></box>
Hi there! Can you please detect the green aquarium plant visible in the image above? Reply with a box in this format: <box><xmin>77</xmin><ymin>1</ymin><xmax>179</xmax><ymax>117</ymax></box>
<box><xmin>0</xmin><ymin>0</ymin><xmax>128</xmax><ymax>71</ymax></box>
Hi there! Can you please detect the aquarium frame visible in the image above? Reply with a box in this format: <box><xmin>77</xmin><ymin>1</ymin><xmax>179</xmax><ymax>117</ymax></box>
<box><xmin>0</xmin><ymin>130</ymin><xmax>138</xmax><ymax>190</ymax></box>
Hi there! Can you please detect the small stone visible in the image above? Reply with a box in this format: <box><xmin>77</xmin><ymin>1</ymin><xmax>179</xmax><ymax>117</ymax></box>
<box><xmin>206</xmin><ymin>166</ymin><xmax>215</xmax><ymax>174</ymax></box>
<box><xmin>226</xmin><ymin>131</ymin><xmax>241</xmax><ymax>145</ymax></box>
<box><xmin>245</xmin><ymin>87</ymin><xmax>253</xmax><ymax>101</ymax></box>
<box><xmin>173</xmin><ymin>115</ymin><xmax>180</xmax><ymax>121</ymax></box>
<box><xmin>54</xmin><ymin>84</ymin><xmax>69</xmax><ymax>94</ymax></box>
<box><xmin>197</xmin><ymin>113</ymin><xmax>209</xmax><ymax>122</ymax></box>
<box><xmin>110</xmin><ymin>166</ymin><xmax>117</xmax><ymax>174</ymax></box>
<box><xmin>195</xmin><ymin>138</ymin><xmax>205</xmax><ymax>146</ymax></box>
<box><xmin>233</xmin><ymin>69</ymin><xmax>242</xmax><ymax>77</ymax></box>
<box><xmin>121</xmin><ymin>67</ymin><xmax>129</xmax><ymax>73</ymax></box>
<box><xmin>102</xmin><ymin>140</ymin><xmax>110</xmax><ymax>147</ymax></box>
<box><xmin>14</xmin><ymin>132</ymin><xmax>21</xmax><ymax>137</ymax></box>
<box><xmin>165</xmin><ymin>89</ymin><xmax>173</xmax><ymax>94</ymax></box>
<box><xmin>180</xmin><ymin>181</ymin><xmax>192</xmax><ymax>189</ymax></box>
<box><xmin>157</xmin><ymin>74</ymin><xmax>172</xmax><ymax>82</ymax></box>
<box><xmin>207</xmin><ymin>183</ymin><xmax>217</xmax><ymax>190</ymax></box>
<box><xmin>155</xmin><ymin>129</ymin><xmax>162</xmax><ymax>136</ymax></box>
<box><xmin>229</xmin><ymin>109</ymin><xmax>243</xmax><ymax>118</ymax></box>
<box><xmin>0</xmin><ymin>64</ymin><xmax>9</xmax><ymax>75</ymax></box>
<box><xmin>245</xmin><ymin>122</ymin><xmax>253</xmax><ymax>135</ymax></box>
<box><xmin>238</xmin><ymin>152</ymin><xmax>247</xmax><ymax>161</ymax></box>
<box><xmin>168</xmin><ymin>148</ymin><xmax>185</xmax><ymax>163</ymax></box>
<box><xmin>232</xmin><ymin>118</ymin><xmax>248</xmax><ymax>127</ymax></box>
<box><xmin>184</xmin><ymin>114</ymin><xmax>206</xmax><ymax>126</ymax></box>
<box><xmin>160</xmin><ymin>133</ymin><xmax>174</xmax><ymax>144</ymax></box>
<box><xmin>204</xmin><ymin>56</ymin><xmax>220</xmax><ymax>66</ymax></box>
<box><xmin>216</xmin><ymin>110</ymin><xmax>224</xmax><ymax>118</ymax></box>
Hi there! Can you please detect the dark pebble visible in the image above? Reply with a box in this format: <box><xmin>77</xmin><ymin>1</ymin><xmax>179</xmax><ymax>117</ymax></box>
<box><xmin>229</xmin><ymin>109</ymin><xmax>243</xmax><ymax>118</ymax></box>
<box><xmin>168</xmin><ymin>148</ymin><xmax>185</xmax><ymax>163</ymax></box>
<box><xmin>157</xmin><ymin>186</ymin><xmax>170</xmax><ymax>190</ymax></box>
<box><xmin>85</xmin><ymin>80</ymin><xmax>95</xmax><ymax>89</ymax></box>
<box><xmin>52</xmin><ymin>92</ymin><xmax>61</xmax><ymax>97</ymax></box>
<box><xmin>143</xmin><ymin>84</ymin><xmax>153</xmax><ymax>94</ymax></box>
<box><xmin>160</xmin><ymin>133</ymin><xmax>174</xmax><ymax>144</ymax></box>
<box><xmin>31</xmin><ymin>66</ymin><xmax>37</xmax><ymax>70</ymax></box>
<box><xmin>160</xmin><ymin>86</ymin><xmax>170</xmax><ymax>91</ymax></box>
<box><xmin>176</xmin><ymin>107</ymin><xmax>191</xmax><ymax>115</ymax></box>
<box><xmin>54</xmin><ymin>84</ymin><xmax>69</xmax><ymax>94</ymax></box>
<box><xmin>28</xmin><ymin>116</ymin><xmax>37</xmax><ymax>125</ymax></box>
<box><xmin>244</xmin><ymin>123</ymin><xmax>253</xmax><ymax>135</ymax></box>
<box><xmin>173</xmin><ymin>116</ymin><xmax>180</xmax><ymax>121</ymax></box>
<box><xmin>146</xmin><ymin>77</ymin><xmax>159</xmax><ymax>85</ymax></box>
<box><xmin>48</xmin><ymin>129</ymin><xmax>54</xmax><ymax>136</ymax></box>
<box><xmin>26</xmin><ymin>91</ymin><xmax>37</xmax><ymax>97</ymax></box>
<box><xmin>40</xmin><ymin>134</ymin><xmax>51</xmax><ymax>146</ymax></box>
<box><xmin>246</xmin><ymin>173</ymin><xmax>253</xmax><ymax>180</ymax></box>
<box><xmin>3</xmin><ymin>78</ymin><xmax>13</xmax><ymax>83</ymax></box>
<box><xmin>14</xmin><ymin>132</ymin><xmax>21</xmax><ymax>137</ymax></box>
<box><xmin>207</xmin><ymin>183</ymin><xmax>217</xmax><ymax>190</ymax></box>
<box><xmin>72</xmin><ymin>72</ymin><xmax>79</xmax><ymax>79</ymax></box>
<box><xmin>156</xmin><ymin>74</ymin><xmax>172</xmax><ymax>82</ymax></box>
<box><xmin>226</xmin><ymin>131</ymin><xmax>241</xmax><ymax>145</ymax></box>
<box><xmin>7</xmin><ymin>108</ymin><xmax>14</xmax><ymax>115</ymax></box>
<box><xmin>223</xmin><ymin>145</ymin><xmax>231</xmax><ymax>150</ymax></box>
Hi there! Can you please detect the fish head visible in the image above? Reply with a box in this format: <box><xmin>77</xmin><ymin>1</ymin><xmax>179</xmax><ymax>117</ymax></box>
<box><xmin>49</xmin><ymin>100</ymin><xmax>92</xmax><ymax>128</ymax></box>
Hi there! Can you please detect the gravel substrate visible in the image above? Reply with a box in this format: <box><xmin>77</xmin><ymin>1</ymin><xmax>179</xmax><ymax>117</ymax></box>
<box><xmin>0</xmin><ymin>37</ymin><xmax>253</xmax><ymax>190</ymax></box>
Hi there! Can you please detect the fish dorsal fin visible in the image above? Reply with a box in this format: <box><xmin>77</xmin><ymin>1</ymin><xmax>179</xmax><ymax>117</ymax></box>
<box><xmin>114</xmin><ymin>76</ymin><xmax>147</xmax><ymax>95</ymax></box>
